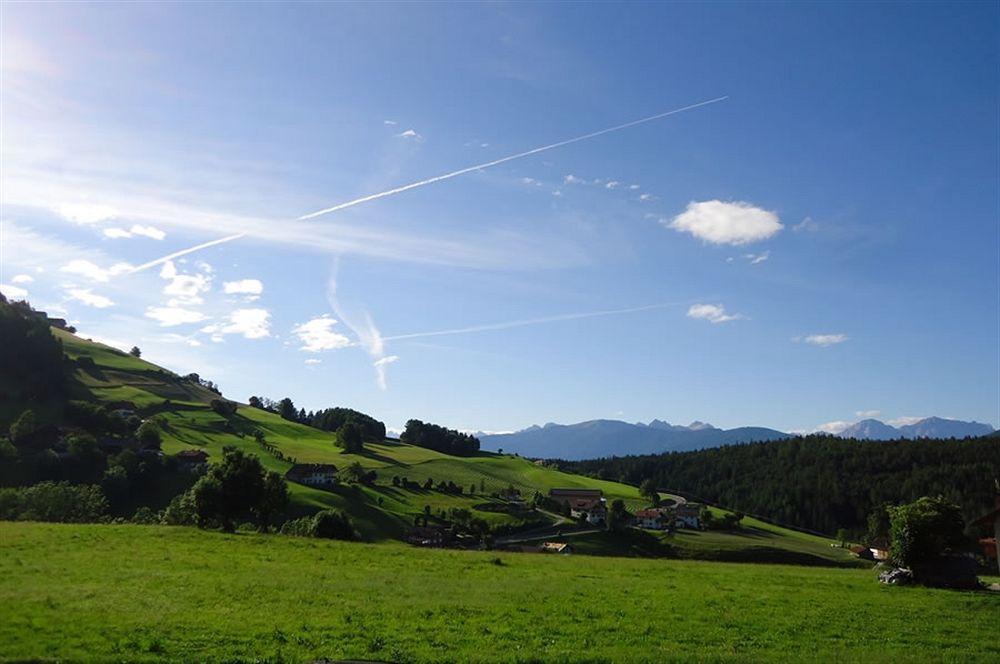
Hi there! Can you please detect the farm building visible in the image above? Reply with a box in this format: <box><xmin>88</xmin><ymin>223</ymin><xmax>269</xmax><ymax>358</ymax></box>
<box><xmin>972</xmin><ymin>481</ymin><xmax>1000</xmax><ymax>574</ymax></box>
<box><xmin>634</xmin><ymin>508</ymin><xmax>669</xmax><ymax>530</ymax></box>
<box><xmin>549</xmin><ymin>488</ymin><xmax>603</xmax><ymax>505</ymax></box>
<box><xmin>285</xmin><ymin>463</ymin><xmax>338</xmax><ymax>487</ymax></box>
<box><xmin>675</xmin><ymin>504</ymin><xmax>703</xmax><ymax>529</ymax></box>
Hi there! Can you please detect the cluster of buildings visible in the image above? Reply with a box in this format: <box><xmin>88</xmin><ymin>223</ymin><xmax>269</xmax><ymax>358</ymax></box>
<box><xmin>548</xmin><ymin>488</ymin><xmax>607</xmax><ymax>525</ymax></box>
<box><xmin>632</xmin><ymin>504</ymin><xmax>703</xmax><ymax>531</ymax></box>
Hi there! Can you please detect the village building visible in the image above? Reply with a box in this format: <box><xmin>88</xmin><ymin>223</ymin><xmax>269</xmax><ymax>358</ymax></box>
<box><xmin>675</xmin><ymin>503</ymin><xmax>703</xmax><ymax>529</ymax></box>
<box><xmin>634</xmin><ymin>508</ymin><xmax>669</xmax><ymax>530</ymax></box>
<box><xmin>538</xmin><ymin>541</ymin><xmax>573</xmax><ymax>554</ymax></box>
<box><xmin>549</xmin><ymin>488</ymin><xmax>607</xmax><ymax>524</ymax></box>
<box><xmin>285</xmin><ymin>463</ymin><xmax>338</xmax><ymax>487</ymax></box>
<box><xmin>405</xmin><ymin>525</ymin><xmax>453</xmax><ymax>547</ymax></box>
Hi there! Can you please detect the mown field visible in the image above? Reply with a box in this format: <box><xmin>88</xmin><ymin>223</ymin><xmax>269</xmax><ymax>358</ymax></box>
<box><xmin>1</xmin><ymin>522</ymin><xmax>997</xmax><ymax>663</ymax></box>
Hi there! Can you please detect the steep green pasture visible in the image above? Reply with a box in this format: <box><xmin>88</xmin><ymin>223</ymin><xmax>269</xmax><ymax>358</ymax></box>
<box><xmin>2</xmin><ymin>523</ymin><xmax>996</xmax><ymax>663</ymax></box>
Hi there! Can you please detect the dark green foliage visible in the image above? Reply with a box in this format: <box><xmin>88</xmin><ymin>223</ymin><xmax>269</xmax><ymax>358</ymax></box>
<box><xmin>639</xmin><ymin>478</ymin><xmax>660</xmax><ymax>506</ymax></box>
<box><xmin>129</xmin><ymin>346</ymin><xmax>141</xmax><ymax>358</ymax></box>
<box><xmin>277</xmin><ymin>398</ymin><xmax>297</xmax><ymax>422</ymax></box>
<box><xmin>339</xmin><ymin>461</ymin><xmax>374</xmax><ymax>485</ymax></box>
<box><xmin>311</xmin><ymin>509</ymin><xmax>359</xmax><ymax>540</ymax></box>
<box><xmin>0</xmin><ymin>481</ymin><xmax>108</xmax><ymax>522</ymax></box>
<box><xmin>563</xmin><ymin>435</ymin><xmax>1000</xmax><ymax>535</ymax></box>
<box><xmin>189</xmin><ymin>447</ymin><xmax>284</xmax><ymax>532</ymax></box>
<box><xmin>209</xmin><ymin>399</ymin><xmax>238</xmax><ymax>417</ymax></box>
<box><xmin>400</xmin><ymin>419</ymin><xmax>480</xmax><ymax>456</ymax></box>
<box><xmin>256</xmin><ymin>471</ymin><xmax>288</xmax><ymax>532</ymax></box>
<box><xmin>0</xmin><ymin>299</ymin><xmax>68</xmax><ymax>400</ymax></box>
<box><xmin>0</xmin><ymin>437</ymin><xmax>16</xmax><ymax>461</ymax></box>
<box><xmin>607</xmin><ymin>499</ymin><xmax>630</xmax><ymax>532</ymax></box>
<box><xmin>8</xmin><ymin>410</ymin><xmax>38</xmax><ymax>446</ymax></box>
<box><xmin>337</xmin><ymin>421</ymin><xmax>364</xmax><ymax>453</ymax></box>
<box><xmin>888</xmin><ymin>496</ymin><xmax>967</xmax><ymax>568</ymax></box>
<box><xmin>162</xmin><ymin>491</ymin><xmax>197</xmax><ymax>525</ymax></box>
<box><xmin>136</xmin><ymin>420</ymin><xmax>162</xmax><ymax>447</ymax></box>
<box><xmin>310</xmin><ymin>407</ymin><xmax>386</xmax><ymax>442</ymax></box>
<box><xmin>279</xmin><ymin>510</ymin><xmax>359</xmax><ymax>540</ymax></box>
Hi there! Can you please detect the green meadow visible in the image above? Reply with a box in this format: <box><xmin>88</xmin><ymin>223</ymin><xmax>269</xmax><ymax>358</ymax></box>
<box><xmin>1</xmin><ymin>522</ymin><xmax>997</xmax><ymax>663</ymax></box>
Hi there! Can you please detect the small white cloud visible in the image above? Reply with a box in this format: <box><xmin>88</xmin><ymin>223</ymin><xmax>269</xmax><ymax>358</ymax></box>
<box><xmin>551</xmin><ymin>190</ymin><xmax>563</xmax><ymax>197</ymax></box>
<box><xmin>629</xmin><ymin>184</ymin><xmax>640</xmax><ymax>190</ymax></box>
<box><xmin>383</xmin><ymin>119</ymin><xmax>397</xmax><ymax>126</ymax></box>
<box><xmin>743</xmin><ymin>251</ymin><xmax>770</xmax><ymax>265</ymax></box>
<box><xmin>161</xmin><ymin>333</ymin><xmax>202</xmax><ymax>347</ymax></box>
<box><xmin>800</xmin><ymin>334</ymin><xmax>847</xmax><ymax>347</ymax></box>
<box><xmin>54</xmin><ymin>203</ymin><xmax>117</xmax><ymax>225</ymax></box>
<box><xmin>605</xmin><ymin>180</ymin><xmax>620</xmax><ymax>189</ymax></box>
<box><xmin>66</xmin><ymin>288</ymin><xmax>114</xmax><ymax>308</ymax></box>
<box><xmin>130</xmin><ymin>224</ymin><xmax>166</xmax><ymax>240</ymax></box>
<box><xmin>223</xmin><ymin>279</ymin><xmax>263</xmax><ymax>300</ymax></box>
<box><xmin>816</xmin><ymin>420</ymin><xmax>852</xmax><ymax>434</ymax></box>
<box><xmin>668</xmin><ymin>200</ymin><xmax>783</xmax><ymax>245</ymax></box>
<box><xmin>638</xmin><ymin>193</ymin><xmax>656</xmax><ymax>202</ymax></box>
<box><xmin>59</xmin><ymin>259</ymin><xmax>132</xmax><ymax>282</ymax></box>
<box><xmin>395</xmin><ymin>129</ymin><xmax>423</xmax><ymax>141</ymax></box>
<box><xmin>145</xmin><ymin>306</ymin><xmax>207</xmax><ymax>327</ymax></box>
<box><xmin>1</xmin><ymin>284</ymin><xmax>29</xmax><ymax>299</ymax></box>
<box><xmin>856</xmin><ymin>410</ymin><xmax>882</xmax><ymax>418</ymax></box>
<box><xmin>201</xmin><ymin>308</ymin><xmax>271</xmax><ymax>340</ymax></box>
<box><xmin>687</xmin><ymin>303</ymin><xmax>743</xmax><ymax>324</ymax></box>
<box><xmin>304</xmin><ymin>358</ymin><xmax>322</xmax><ymax>365</ymax></box>
<box><xmin>563</xmin><ymin>174</ymin><xmax>584</xmax><ymax>185</ymax></box>
<box><xmin>520</xmin><ymin>177</ymin><xmax>541</xmax><ymax>187</ymax></box>
<box><xmin>160</xmin><ymin>260</ymin><xmax>210</xmax><ymax>305</ymax></box>
<box><xmin>11</xmin><ymin>274</ymin><xmax>34</xmax><ymax>284</ymax></box>
<box><xmin>374</xmin><ymin>355</ymin><xmax>399</xmax><ymax>391</ymax></box>
<box><xmin>103</xmin><ymin>228</ymin><xmax>132</xmax><ymax>239</ymax></box>
<box><xmin>292</xmin><ymin>315</ymin><xmax>352</xmax><ymax>352</ymax></box>
<box><xmin>793</xmin><ymin>217</ymin><xmax>819</xmax><ymax>232</ymax></box>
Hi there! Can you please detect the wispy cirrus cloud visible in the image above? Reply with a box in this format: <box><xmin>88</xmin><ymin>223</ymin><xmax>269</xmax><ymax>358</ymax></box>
<box><xmin>797</xmin><ymin>333</ymin><xmax>847</xmax><ymax>347</ymax></box>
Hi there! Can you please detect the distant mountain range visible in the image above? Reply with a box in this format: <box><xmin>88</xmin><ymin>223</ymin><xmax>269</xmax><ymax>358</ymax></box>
<box><xmin>837</xmin><ymin>416</ymin><xmax>995</xmax><ymax>440</ymax></box>
<box><xmin>478</xmin><ymin>416</ymin><xmax>995</xmax><ymax>460</ymax></box>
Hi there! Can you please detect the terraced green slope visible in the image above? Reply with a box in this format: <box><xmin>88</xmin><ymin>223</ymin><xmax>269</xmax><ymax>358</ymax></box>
<box><xmin>29</xmin><ymin>329</ymin><xmax>862</xmax><ymax>565</ymax></box>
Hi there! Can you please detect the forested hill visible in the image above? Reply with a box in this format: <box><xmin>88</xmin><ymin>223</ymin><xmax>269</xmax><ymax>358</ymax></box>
<box><xmin>558</xmin><ymin>435</ymin><xmax>1000</xmax><ymax>536</ymax></box>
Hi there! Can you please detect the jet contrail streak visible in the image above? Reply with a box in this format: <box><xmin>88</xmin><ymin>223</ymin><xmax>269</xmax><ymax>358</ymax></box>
<box><xmin>126</xmin><ymin>233</ymin><xmax>246</xmax><ymax>274</ymax></box>
<box><xmin>297</xmin><ymin>95</ymin><xmax>728</xmax><ymax>221</ymax></box>
<box><xmin>123</xmin><ymin>96</ymin><xmax>727</xmax><ymax>274</ymax></box>
<box><xmin>381</xmin><ymin>301</ymin><xmax>684</xmax><ymax>342</ymax></box>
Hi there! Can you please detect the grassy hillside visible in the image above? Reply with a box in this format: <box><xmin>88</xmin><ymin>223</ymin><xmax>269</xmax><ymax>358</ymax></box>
<box><xmin>2</xmin><ymin>328</ymin><xmax>877</xmax><ymax>566</ymax></box>
<box><xmin>2</xmin><ymin>522</ymin><xmax>997</xmax><ymax>663</ymax></box>
<box><xmin>34</xmin><ymin>330</ymin><xmax>653</xmax><ymax>541</ymax></box>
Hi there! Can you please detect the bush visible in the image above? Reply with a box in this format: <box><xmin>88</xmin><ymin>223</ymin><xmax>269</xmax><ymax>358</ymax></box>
<box><xmin>131</xmin><ymin>506</ymin><xmax>160</xmax><ymax>524</ymax></box>
<box><xmin>279</xmin><ymin>510</ymin><xmax>359</xmax><ymax>541</ymax></box>
<box><xmin>8</xmin><ymin>410</ymin><xmax>38</xmax><ymax>446</ymax></box>
<box><xmin>888</xmin><ymin>496</ymin><xmax>967</xmax><ymax>569</ymax></box>
<box><xmin>0</xmin><ymin>482</ymin><xmax>108</xmax><ymax>523</ymax></box>
<box><xmin>210</xmin><ymin>399</ymin><xmax>238</xmax><ymax>417</ymax></box>
<box><xmin>137</xmin><ymin>420</ymin><xmax>162</xmax><ymax>447</ymax></box>
<box><xmin>162</xmin><ymin>492</ymin><xmax>198</xmax><ymax>526</ymax></box>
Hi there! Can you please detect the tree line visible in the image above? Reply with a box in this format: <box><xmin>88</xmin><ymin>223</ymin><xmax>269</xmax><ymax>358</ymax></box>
<box><xmin>558</xmin><ymin>434</ymin><xmax>1000</xmax><ymax>536</ymax></box>
<box><xmin>400</xmin><ymin>419</ymin><xmax>480</xmax><ymax>457</ymax></box>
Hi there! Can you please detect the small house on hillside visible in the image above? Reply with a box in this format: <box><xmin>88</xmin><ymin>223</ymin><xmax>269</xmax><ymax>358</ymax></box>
<box><xmin>405</xmin><ymin>525</ymin><xmax>453</xmax><ymax>547</ymax></box>
<box><xmin>634</xmin><ymin>508</ymin><xmax>668</xmax><ymax>530</ymax></box>
<box><xmin>675</xmin><ymin>504</ymin><xmax>703</xmax><ymax>529</ymax></box>
<box><xmin>175</xmin><ymin>449</ymin><xmax>209</xmax><ymax>470</ymax></box>
<box><xmin>285</xmin><ymin>463</ymin><xmax>338</xmax><ymax>487</ymax></box>
<box><xmin>549</xmin><ymin>488</ymin><xmax>603</xmax><ymax>505</ymax></box>
<box><xmin>539</xmin><ymin>541</ymin><xmax>573</xmax><ymax>554</ymax></box>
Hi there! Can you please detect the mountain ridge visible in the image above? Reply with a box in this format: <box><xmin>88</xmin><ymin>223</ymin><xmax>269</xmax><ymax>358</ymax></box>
<box><xmin>480</xmin><ymin>416</ymin><xmax>995</xmax><ymax>459</ymax></box>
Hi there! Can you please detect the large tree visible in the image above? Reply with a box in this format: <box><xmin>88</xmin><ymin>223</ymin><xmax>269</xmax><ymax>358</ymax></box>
<box><xmin>190</xmin><ymin>447</ymin><xmax>283</xmax><ymax>532</ymax></box>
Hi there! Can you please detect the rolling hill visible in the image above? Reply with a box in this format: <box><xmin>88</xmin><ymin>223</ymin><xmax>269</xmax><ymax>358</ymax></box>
<box><xmin>1</xmin><ymin>313</ymin><xmax>864</xmax><ymax>566</ymax></box>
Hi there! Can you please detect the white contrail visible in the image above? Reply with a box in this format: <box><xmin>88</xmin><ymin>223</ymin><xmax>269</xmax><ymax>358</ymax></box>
<box><xmin>381</xmin><ymin>301</ymin><xmax>686</xmax><ymax>342</ymax></box>
<box><xmin>297</xmin><ymin>96</ymin><xmax>729</xmax><ymax>221</ymax></box>
<box><xmin>123</xmin><ymin>96</ymin><xmax>727</xmax><ymax>274</ymax></box>
<box><xmin>126</xmin><ymin>233</ymin><xmax>246</xmax><ymax>274</ymax></box>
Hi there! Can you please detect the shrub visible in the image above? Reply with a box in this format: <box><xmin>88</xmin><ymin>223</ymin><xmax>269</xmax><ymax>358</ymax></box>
<box><xmin>162</xmin><ymin>492</ymin><xmax>198</xmax><ymax>526</ymax></box>
<box><xmin>311</xmin><ymin>510</ymin><xmax>359</xmax><ymax>540</ymax></box>
<box><xmin>210</xmin><ymin>399</ymin><xmax>238</xmax><ymax>417</ymax></box>
<box><xmin>888</xmin><ymin>496</ymin><xmax>967</xmax><ymax>568</ymax></box>
<box><xmin>0</xmin><ymin>482</ymin><xmax>108</xmax><ymax>522</ymax></box>
<box><xmin>8</xmin><ymin>410</ymin><xmax>37</xmax><ymax>446</ymax></box>
<box><xmin>131</xmin><ymin>506</ymin><xmax>160</xmax><ymax>524</ymax></box>
<box><xmin>137</xmin><ymin>420</ymin><xmax>162</xmax><ymax>447</ymax></box>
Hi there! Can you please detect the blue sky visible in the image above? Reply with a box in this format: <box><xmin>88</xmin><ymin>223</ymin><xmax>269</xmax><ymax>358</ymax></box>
<box><xmin>2</xmin><ymin>2</ymin><xmax>997</xmax><ymax>434</ymax></box>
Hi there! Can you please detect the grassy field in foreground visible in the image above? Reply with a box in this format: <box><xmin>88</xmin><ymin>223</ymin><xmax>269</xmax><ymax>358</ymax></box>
<box><xmin>2</xmin><ymin>523</ymin><xmax>997</xmax><ymax>663</ymax></box>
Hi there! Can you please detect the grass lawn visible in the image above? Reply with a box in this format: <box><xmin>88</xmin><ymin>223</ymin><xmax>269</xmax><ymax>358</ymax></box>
<box><xmin>1</xmin><ymin>522</ymin><xmax>997</xmax><ymax>663</ymax></box>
